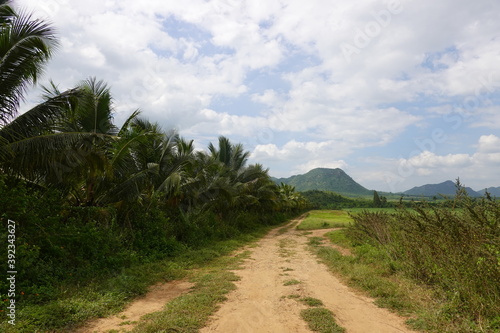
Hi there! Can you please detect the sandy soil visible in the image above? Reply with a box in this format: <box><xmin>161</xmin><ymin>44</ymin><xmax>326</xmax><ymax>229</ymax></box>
<box><xmin>75</xmin><ymin>280</ymin><xmax>194</xmax><ymax>333</ymax></box>
<box><xmin>200</xmin><ymin>218</ymin><xmax>418</xmax><ymax>333</ymax></box>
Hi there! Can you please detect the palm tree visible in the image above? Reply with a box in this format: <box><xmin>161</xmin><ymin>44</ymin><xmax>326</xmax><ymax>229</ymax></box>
<box><xmin>0</xmin><ymin>78</ymin><xmax>122</xmax><ymax>205</ymax></box>
<box><xmin>0</xmin><ymin>0</ymin><xmax>79</xmax><ymax>185</ymax></box>
<box><xmin>99</xmin><ymin>116</ymin><xmax>184</xmax><ymax>207</ymax></box>
<box><xmin>0</xmin><ymin>0</ymin><xmax>58</xmax><ymax>124</ymax></box>
<box><xmin>232</xmin><ymin>163</ymin><xmax>278</xmax><ymax>212</ymax></box>
<box><xmin>0</xmin><ymin>87</ymin><xmax>84</xmax><ymax>183</ymax></box>
<box><xmin>208</xmin><ymin>136</ymin><xmax>250</xmax><ymax>176</ymax></box>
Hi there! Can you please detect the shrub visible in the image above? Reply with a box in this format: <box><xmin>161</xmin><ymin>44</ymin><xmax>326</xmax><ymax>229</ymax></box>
<box><xmin>347</xmin><ymin>185</ymin><xmax>500</xmax><ymax>327</ymax></box>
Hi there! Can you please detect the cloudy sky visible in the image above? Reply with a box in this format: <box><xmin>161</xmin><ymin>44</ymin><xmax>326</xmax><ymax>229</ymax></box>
<box><xmin>17</xmin><ymin>0</ymin><xmax>500</xmax><ymax>192</ymax></box>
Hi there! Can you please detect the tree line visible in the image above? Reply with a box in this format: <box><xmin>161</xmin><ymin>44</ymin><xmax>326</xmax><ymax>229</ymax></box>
<box><xmin>0</xmin><ymin>0</ymin><xmax>308</xmax><ymax>313</ymax></box>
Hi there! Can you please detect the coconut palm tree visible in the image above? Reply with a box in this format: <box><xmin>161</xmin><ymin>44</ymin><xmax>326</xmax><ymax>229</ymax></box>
<box><xmin>0</xmin><ymin>77</ymin><xmax>126</xmax><ymax>205</ymax></box>
<box><xmin>208</xmin><ymin>136</ymin><xmax>250</xmax><ymax>176</ymax></box>
<box><xmin>0</xmin><ymin>0</ymin><xmax>89</xmax><ymax>185</ymax></box>
<box><xmin>0</xmin><ymin>0</ymin><xmax>58</xmax><ymax>124</ymax></box>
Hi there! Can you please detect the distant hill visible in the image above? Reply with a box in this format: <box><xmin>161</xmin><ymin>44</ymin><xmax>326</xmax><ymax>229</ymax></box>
<box><xmin>403</xmin><ymin>180</ymin><xmax>481</xmax><ymax>197</ymax></box>
<box><xmin>477</xmin><ymin>187</ymin><xmax>500</xmax><ymax>197</ymax></box>
<box><xmin>272</xmin><ymin>168</ymin><xmax>372</xmax><ymax>196</ymax></box>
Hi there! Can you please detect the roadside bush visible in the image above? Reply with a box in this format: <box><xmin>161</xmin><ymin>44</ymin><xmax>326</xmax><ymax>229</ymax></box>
<box><xmin>346</xmin><ymin>211</ymin><xmax>393</xmax><ymax>246</ymax></box>
<box><xmin>347</xmin><ymin>185</ymin><xmax>500</xmax><ymax>329</ymax></box>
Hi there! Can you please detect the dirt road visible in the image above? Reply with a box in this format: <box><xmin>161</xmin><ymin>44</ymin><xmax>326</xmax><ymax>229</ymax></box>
<box><xmin>77</xmin><ymin>217</ymin><xmax>418</xmax><ymax>333</ymax></box>
<box><xmin>200</xmin><ymin>217</ymin><xmax>418</xmax><ymax>333</ymax></box>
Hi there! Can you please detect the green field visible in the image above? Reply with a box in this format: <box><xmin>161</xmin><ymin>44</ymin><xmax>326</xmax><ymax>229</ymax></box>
<box><xmin>344</xmin><ymin>207</ymin><xmax>397</xmax><ymax>214</ymax></box>
<box><xmin>297</xmin><ymin>209</ymin><xmax>398</xmax><ymax>230</ymax></box>
<box><xmin>296</xmin><ymin>210</ymin><xmax>353</xmax><ymax>230</ymax></box>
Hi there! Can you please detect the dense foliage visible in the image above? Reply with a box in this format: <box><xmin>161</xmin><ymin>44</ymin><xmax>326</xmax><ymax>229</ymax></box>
<box><xmin>347</xmin><ymin>183</ymin><xmax>500</xmax><ymax>331</ymax></box>
<box><xmin>301</xmin><ymin>190</ymin><xmax>395</xmax><ymax>209</ymax></box>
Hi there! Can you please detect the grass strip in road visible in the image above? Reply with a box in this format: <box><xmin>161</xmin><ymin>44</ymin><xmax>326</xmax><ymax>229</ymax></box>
<box><xmin>278</xmin><ymin>238</ymin><xmax>297</xmax><ymax>258</ymax></box>
<box><xmin>300</xmin><ymin>297</ymin><xmax>323</xmax><ymax>307</ymax></box>
<box><xmin>131</xmin><ymin>251</ymin><xmax>251</xmax><ymax>333</ymax></box>
<box><xmin>283</xmin><ymin>279</ymin><xmax>301</xmax><ymax>286</ymax></box>
<box><xmin>301</xmin><ymin>308</ymin><xmax>345</xmax><ymax>333</ymax></box>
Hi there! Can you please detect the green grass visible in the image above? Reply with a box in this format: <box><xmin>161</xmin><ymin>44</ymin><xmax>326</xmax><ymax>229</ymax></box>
<box><xmin>301</xmin><ymin>308</ymin><xmax>345</xmax><ymax>333</ymax></box>
<box><xmin>300</xmin><ymin>297</ymin><xmax>324</xmax><ymax>307</ymax></box>
<box><xmin>344</xmin><ymin>207</ymin><xmax>397</xmax><ymax>214</ymax></box>
<box><xmin>286</xmin><ymin>294</ymin><xmax>344</xmax><ymax>332</ymax></box>
<box><xmin>296</xmin><ymin>210</ymin><xmax>352</xmax><ymax>230</ymax></box>
<box><xmin>324</xmin><ymin>229</ymin><xmax>351</xmax><ymax>248</ymax></box>
<box><xmin>1</xmin><ymin>261</ymin><xmax>187</xmax><ymax>333</ymax></box>
<box><xmin>283</xmin><ymin>279</ymin><xmax>301</xmax><ymax>286</ymax></box>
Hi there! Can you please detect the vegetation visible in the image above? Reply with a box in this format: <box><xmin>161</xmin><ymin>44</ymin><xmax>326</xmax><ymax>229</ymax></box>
<box><xmin>300</xmin><ymin>308</ymin><xmax>345</xmax><ymax>333</ymax></box>
<box><xmin>1</xmin><ymin>2</ymin><xmax>498</xmax><ymax>332</ymax></box>
<box><xmin>302</xmin><ymin>190</ymin><xmax>398</xmax><ymax>209</ymax></box>
<box><xmin>0</xmin><ymin>1</ymin><xmax>309</xmax><ymax>331</ymax></box>
<box><xmin>286</xmin><ymin>290</ymin><xmax>345</xmax><ymax>333</ymax></box>
<box><xmin>296</xmin><ymin>210</ymin><xmax>352</xmax><ymax>230</ymax></box>
<box><xmin>300</xmin><ymin>297</ymin><xmax>324</xmax><ymax>307</ymax></box>
<box><xmin>301</xmin><ymin>190</ymin><xmax>367</xmax><ymax>209</ymax></box>
<box><xmin>311</xmin><ymin>183</ymin><xmax>500</xmax><ymax>332</ymax></box>
<box><xmin>283</xmin><ymin>279</ymin><xmax>301</xmax><ymax>286</ymax></box>
<box><xmin>372</xmin><ymin>190</ymin><xmax>388</xmax><ymax>208</ymax></box>
<box><xmin>309</xmin><ymin>234</ymin><xmax>420</xmax><ymax>316</ymax></box>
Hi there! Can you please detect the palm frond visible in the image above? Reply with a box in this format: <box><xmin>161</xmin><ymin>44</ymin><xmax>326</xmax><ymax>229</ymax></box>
<box><xmin>0</xmin><ymin>132</ymin><xmax>113</xmax><ymax>182</ymax></box>
<box><xmin>117</xmin><ymin>109</ymin><xmax>141</xmax><ymax>136</ymax></box>
<box><xmin>0</xmin><ymin>87</ymin><xmax>80</xmax><ymax>143</ymax></box>
<box><xmin>73</xmin><ymin>77</ymin><xmax>117</xmax><ymax>134</ymax></box>
<box><xmin>0</xmin><ymin>8</ymin><xmax>57</xmax><ymax>123</ymax></box>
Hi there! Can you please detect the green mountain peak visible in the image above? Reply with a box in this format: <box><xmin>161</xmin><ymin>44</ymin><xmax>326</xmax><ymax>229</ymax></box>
<box><xmin>272</xmin><ymin>167</ymin><xmax>371</xmax><ymax>195</ymax></box>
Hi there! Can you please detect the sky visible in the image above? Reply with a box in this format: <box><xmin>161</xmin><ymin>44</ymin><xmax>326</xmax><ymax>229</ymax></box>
<box><xmin>16</xmin><ymin>0</ymin><xmax>500</xmax><ymax>193</ymax></box>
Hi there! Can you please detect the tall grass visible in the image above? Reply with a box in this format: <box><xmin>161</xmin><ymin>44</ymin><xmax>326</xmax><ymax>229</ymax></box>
<box><xmin>347</xmin><ymin>186</ymin><xmax>500</xmax><ymax>331</ymax></box>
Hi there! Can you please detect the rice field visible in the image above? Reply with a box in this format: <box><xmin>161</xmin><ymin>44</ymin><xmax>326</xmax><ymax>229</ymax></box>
<box><xmin>296</xmin><ymin>210</ymin><xmax>353</xmax><ymax>230</ymax></box>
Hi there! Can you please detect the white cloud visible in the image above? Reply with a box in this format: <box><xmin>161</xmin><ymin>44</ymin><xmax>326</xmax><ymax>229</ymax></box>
<box><xmin>359</xmin><ymin>135</ymin><xmax>500</xmax><ymax>192</ymax></box>
<box><xmin>403</xmin><ymin>151</ymin><xmax>473</xmax><ymax>169</ymax></box>
<box><xmin>14</xmin><ymin>0</ymin><xmax>500</xmax><ymax>191</ymax></box>
<box><xmin>477</xmin><ymin>134</ymin><xmax>500</xmax><ymax>153</ymax></box>
<box><xmin>251</xmin><ymin>139</ymin><xmax>354</xmax><ymax>177</ymax></box>
<box><xmin>185</xmin><ymin>109</ymin><xmax>268</xmax><ymax>137</ymax></box>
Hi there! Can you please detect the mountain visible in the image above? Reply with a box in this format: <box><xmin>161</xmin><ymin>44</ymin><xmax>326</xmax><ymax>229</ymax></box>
<box><xmin>272</xmin><ymin>168</ymin><xmax>372</xmax><ymax>195</ymax></box>
<box><xmin>477</xmin><ymin>187</ymin><xmax>500</xmax><ymax>197</ymax></box>
<box><xmin>403</xmin><ymin>180</ymin><xmax>481</xmax><ymax>197</ymax></box>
